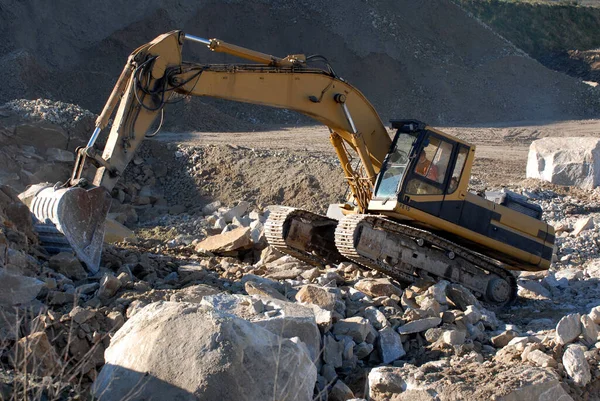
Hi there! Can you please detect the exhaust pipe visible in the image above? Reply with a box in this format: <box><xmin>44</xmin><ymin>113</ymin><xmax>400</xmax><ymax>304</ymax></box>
<box><xmin>20</xmin><ymin>184</ymin><xmax>112</xmax><ymax>273</ymax></box>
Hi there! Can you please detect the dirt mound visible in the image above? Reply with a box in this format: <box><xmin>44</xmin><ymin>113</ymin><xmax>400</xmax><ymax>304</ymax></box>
<box><xmin>118</xmin><ymin>140</ymin><xmax>347</xmax><ymax>219</ymax></box>
<box><xmin>0</xmin><ymin>0</ymin><xmax>597</xmax><ymax>129</ymax></box>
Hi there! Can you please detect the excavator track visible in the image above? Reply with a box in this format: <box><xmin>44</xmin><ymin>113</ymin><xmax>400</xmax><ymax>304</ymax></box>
<box><xmin>335</xmin><ymin>214</ymin><xmax>518</xmax><ymax>308</ymax></box>
<box><xmin>264</xmin><ymin>206</ymin><xmax>345</xmax><ymax>267</ymax></box>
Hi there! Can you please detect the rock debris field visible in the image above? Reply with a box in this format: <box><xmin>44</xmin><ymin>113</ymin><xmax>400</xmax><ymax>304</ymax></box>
<box><xmin>3</xmin><ymin>100</ymin><xmax>600</xmax><ymax>401</ymax></box>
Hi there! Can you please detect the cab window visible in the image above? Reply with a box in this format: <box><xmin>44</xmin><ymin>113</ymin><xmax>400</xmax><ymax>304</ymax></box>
<box><xmin>447</xmin><ymin>146</ymin><xmax>469</xmax><ymax>194</ymax></box>
<box><xmin>374</xmin><ymin>132</ymin><xmax>418</xmax><ymax>197</ymax></box>
<box><xmin>406</xmin><ymin>136</ymin><xmax>453</xmax><ymax>195</ymax></box>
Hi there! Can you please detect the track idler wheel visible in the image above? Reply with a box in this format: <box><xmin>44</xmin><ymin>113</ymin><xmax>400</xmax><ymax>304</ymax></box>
<box><xmin>485</xmin><ymin>277</ymin><xmax>512</xmax><ymax>305</ymax></box>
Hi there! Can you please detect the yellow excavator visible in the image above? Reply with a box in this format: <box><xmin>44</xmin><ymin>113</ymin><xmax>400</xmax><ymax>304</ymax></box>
<box><xmin>20</xmin><ymin>31</ymin><xmax>555</xmax><ymax>307</ymax></box>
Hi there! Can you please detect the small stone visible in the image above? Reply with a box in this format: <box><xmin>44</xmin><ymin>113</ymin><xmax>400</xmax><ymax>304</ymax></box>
<box><xmin>196</xmin><ymin>227</ymin><xmax>252</xmax><ymax>253</ymax></box>
<box><xmin>300</xmin><ymin>268</ymin><xmax>321</xmax><ymax>282</ymax></box>
<box><xmin>363</xmin><ymin>306</ymin><xmax>389</xmax><ymax>330</ymax></box>
<box><xmin>244</xmin><ymin>281</ymin><xmax>287</xmax><ymax>301</ymax></box>
<box><xmin>572</xmin><ymin>216</ymin><xmax>594</xmax><ymax>236</ymax></box>
<box><xmin>69</xmin><ymin>306</ymin><xmax>95</xmax><ymax>324</ymax></box>
<box><xmin>106</xmin><ymin>311</ymin><xmax>125</xmax><ymax>331</ymax></box>
<box><xmin>329</xmin><ymin>380</ymin><xmax>354</xmax><ymax>401</ymax></box>
<box><xmin>202</xmin><ymin>201</ymin><xmax>221</xmax><ymax>215</ymax></box>
<box><xmin>527</xmin><ymin>349</ymin><xmax>557</xmax><ymax>368</ymax></box>
<box><xmin>321</xmin><ymin>363</ymin><xmax>337</xmax><ymax>383</ymax></box>
<box><xmin>445</xmin><ymin>284</ymin><xmax>479</xmax><ymax>310</ymax></box>
<box><xmin>49</xmin><ymin>252</ymin><xmax>88</xmax><ymax>280</ymax></box>
<box><xmin>117</xmin><ymin>272</ymin><xmax>132</xmax><ymax>286</ymax></box>
<box><xmin>0</xmin><ymin>271</ymin><xmax>44</xmax><ymax>306</ymax></box>
<box><xmin>424</xmin><ymin>328</ymin><xmax>444</xmax><ymax>343</ymax></box>
<box><xmin>459</xmin><ymin>351</ymin><xmax>484</xmax><ymax>364</ymax></box>
<box><xmin>323</xmin><ymin>334</ymin><xmax>343</xmax><ymax>368</ymax></box>
<box><xmin>355</xmin><ymin>342</ymin><xmax>374</xmax><ymax>359</ymax></box>
<box><xmin>97</xmin><ymin>275</ymin><xmax>122</xmax><ymax>299</ymax></box>
<box><xmin>49</xmin><ymin>291</ymin><xmax>73</xmax><ymax>306</ymax></box>
<box><xmin>333</xmin><ymin>317</ymin><xmax>372</xmax><ymax>343</ymax></box>
<box><xmin>442</xmin><ymin>330</ymin><xmax>466</xmax><ymax>346</ymax></box>
<box><xmin>491</xmin><ymin>330</ymin><xmax>518</xmax><ymax>348</ymax></box>
<box><xmin>555</xmin><ymin>269</ymin><xmax>583</xmax><ymax>281</ymax></box>
<box><xmin>14</xmin><ymin>332</ymin><xmax>62</xmax><ymax>376</ymax></box>
<box><xmin>428</xmin><ymin>280</ymin><xmax>449</xmax><ymax>304</ymax></box>
<box><xmin>517</xmin><ymin>280</ymin><xmax>551</xmax><ymax>298</ymax></box>
<box><xmin>589</xmin><ymin>306</ymin><xmax>600</xmax><ymax>324</ymax></box>
<box><xmin>563</xmin><ymin>344</ymin><xmax>591</xmax><ymax>387</ymax></box>
<box><xmin>224</xmin><ymin>201</ymin><xmax>250</xmax><ymax>223</ymax></box>
<box><xmin>213</xmin><ymin>217</ymin><xmax>227</xmax><ymax>230</ymax></box>
<box><xmin>556</xmin><ymin>313</ymin><xmax>581</xmax><ymax>345</ymax></box>
<box><xmin>580</xmin><ymin>315</ymin><xmax>599</xmax><ymax>346</ymax></box>
<box><xmin>295</xmin><ymin>285</ymin><xmax>337</xmax><ymax>311</ymax></box>
<box><xmin>397</xmin><ymin>317</ymin><xmax>441</xmax><ymax>335</ymax></box>
<box><xmin>309</xmin><ymin>305</ymin><xmax>333</xmax><ymax>333</ymax></box>
<box><xmin>464</xmin><ymin>305</ymin><xmax>482</xmax><ymax>325</ymax></box>
<box><xmin>441</xmin><ymin>311</ymin><xmax>455</xmax><ymax>324</ymax></box>
<box><xmin>163</xmin><ymin>272</ymin><xmax>179</xmax><ymax>283</ymax></box>
<box><xmin>378</xmin><ymin>326</ymin><xmax>405</xmax><ymax>363</ymax></box>
<box><xmin>417</xmin><ymin>297</ymin><xmax>442</xmax><ymax>317</ymax></box>
<box><xmin>507</xmin><ymin>336</ymin><xmax>530</xmax><ymax>349</ymax></box>
<box><xmin>354</xmin><ymin>278</ymin><xmax>402</xmax><ymax>298</ymax></box>
<box><xmin>169</xmin><ymin>284</ymin><xmax>222</xmax><ymax>303</ymax></box>
<box><xmin>341</xmin><ymin>337</ymin><xmax>354</xmax><ymax>361</ymax></box>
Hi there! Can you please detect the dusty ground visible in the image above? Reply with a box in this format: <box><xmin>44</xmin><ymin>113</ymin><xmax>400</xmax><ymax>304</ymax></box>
<box><xmin>157</xmin><ymin>118</ymin><xmax>600</xmax><ymax>188</ymax></box>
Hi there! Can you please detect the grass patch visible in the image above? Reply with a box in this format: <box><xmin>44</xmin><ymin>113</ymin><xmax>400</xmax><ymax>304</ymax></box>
<box><xmin>455</xmin><ymin>0</ymin><xmax>600</xmax><ymax>56</ymax></box>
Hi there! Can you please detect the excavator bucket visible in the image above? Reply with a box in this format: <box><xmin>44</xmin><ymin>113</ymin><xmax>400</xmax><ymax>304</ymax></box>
<box><xmin>19</xmin><ymin>184</ymin><xmax>112</xmax><ymax>273</ymax></box>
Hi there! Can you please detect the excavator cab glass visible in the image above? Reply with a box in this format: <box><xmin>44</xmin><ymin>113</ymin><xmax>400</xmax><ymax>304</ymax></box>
<box><xmin>404</xmin><ymin>136</ymin><xmax>453</xmax><ymax>196</ymax></box>
<box><xmin>374</xmin><ymin>131</ymin><xmax>419</xmax><ymax>197</ymax></box>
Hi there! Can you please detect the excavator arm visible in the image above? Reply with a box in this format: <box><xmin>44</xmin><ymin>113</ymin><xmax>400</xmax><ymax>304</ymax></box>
<box><xmin>85</xmin><ymin>30</ymin><xmax>391</xmax><ymax>206</ymax></box>
<box><xmin>24</xmin><ymin>30</ymin><xmax>392</xmax><ymax>271</ymax></box>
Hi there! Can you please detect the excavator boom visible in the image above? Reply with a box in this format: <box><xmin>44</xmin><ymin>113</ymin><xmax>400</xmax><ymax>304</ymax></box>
<box><xmin>23</xmin><ymin>30</ymin><xmax>392</xmax><ymax>271</ymax></box>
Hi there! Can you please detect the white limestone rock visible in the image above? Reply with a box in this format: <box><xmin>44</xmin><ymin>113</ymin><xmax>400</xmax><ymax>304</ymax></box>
<box><xmin>563</xmin><ymin>344</ymin><xmax>591</xmax><ymax>387</ymax></box>
<box><xmin>526</xmin><ymin>137</ymin><xmax>600</xmax><ymax>188</ymax></box>
<box><xmin>555</xmin><ymin>313</ymin><xmax>581</xmax><ymax>345</ymax></box>
<box><xmin>92</xmin><ymin>302</ymin><xmax>316</xmax><ymax>401</ymax></box>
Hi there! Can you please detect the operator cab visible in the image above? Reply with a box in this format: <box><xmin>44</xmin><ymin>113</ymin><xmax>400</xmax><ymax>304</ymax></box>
<box><xmin>369</xmin><ymin>119</ymin><xmax>554</xmax><ymax>271</ymax></box>
<box><xmin>371</xmin><ymin>120</ymin><xmax>472</xmax><ymax>225</ymax></box>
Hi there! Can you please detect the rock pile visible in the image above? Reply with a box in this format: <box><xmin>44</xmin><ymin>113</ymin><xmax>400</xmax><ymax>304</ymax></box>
<box><xmin>115</xmin><ymin>141</ymin><xmax>345</xmax><ymax>224</ymax></box>
<box><xmin>3</xmin><ymin>99</ymin><xmax>95</xmax><ymax>129</ymax></box>
<box><xmin>0</xmin><ymin>99</ymin><xmax>95</xmax><ymax>191</ymax></box>
<box><xmin>4</xmin><ymin>114</ymin><xmax>600</xmax><ymax>399</ymax></box>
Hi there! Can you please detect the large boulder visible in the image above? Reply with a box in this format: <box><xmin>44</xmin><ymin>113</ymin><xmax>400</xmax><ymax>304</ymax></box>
<box><xmin>526</xmin><ymin>137</ymin><xmax>600</xmax><ymax>188</ymax></box>
<box><xmin>92</xmin><ymin>302</ymin><xmax>317</xmax><ymax>401</ymax></box>
<box><xmin>201</xmin><ymin>293</ymin><xmax>321</xmax><ymax>363</ymax></box>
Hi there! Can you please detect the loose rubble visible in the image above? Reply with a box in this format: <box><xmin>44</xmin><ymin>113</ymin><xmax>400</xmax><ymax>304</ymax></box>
<box><xmin>2</xmin><ymin>103</ymin><xmax>600</xmax><ymax>400</ymax></box>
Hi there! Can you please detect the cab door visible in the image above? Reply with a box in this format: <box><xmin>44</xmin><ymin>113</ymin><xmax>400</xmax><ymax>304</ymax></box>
<box><xmin>399</xmin><ymin>132</ymin><xmax>455</xmax><ymax>217</ymax></box>
<box><xmin>438</xmin><ymin>145</ymin><xmax>469</xmax><ymax>224</ymax></box>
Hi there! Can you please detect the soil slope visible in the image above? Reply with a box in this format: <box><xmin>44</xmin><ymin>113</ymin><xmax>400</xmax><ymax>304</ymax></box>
<box><xmin>0</xmin><ymin>0</ymin><xmax>598</xmax><ymax>130</ymax></box>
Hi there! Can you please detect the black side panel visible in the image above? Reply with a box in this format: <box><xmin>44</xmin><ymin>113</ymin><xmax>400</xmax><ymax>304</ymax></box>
<box><xmin>459</xmin><ymin>202</ymin><xmax>500</xmax><ymax>233</ymax></box>
<box><xmin>406</xmin><ymin>198</ymin><xmax>442</xmax><ymax>216</ymax></box>
<box><xmin>401</xmin><ymin>199</ymin><xmax>552</xmax><ymax>265</ymax></box>
<box><xmin>459</xmin><ymin>201</ymin><xmax>547</xmax><ymax>259</ymax></box>
<box><xmin>439</xmin><ymin>200</ymin><xmax>464</xmax><ymax>224</ymax></box>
